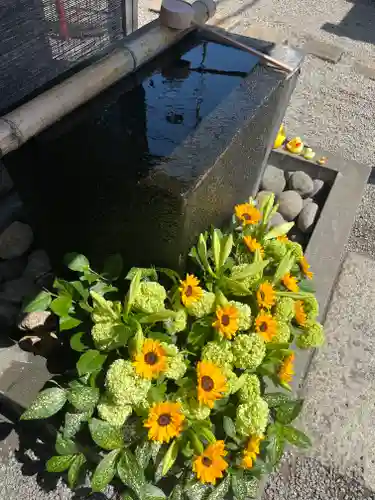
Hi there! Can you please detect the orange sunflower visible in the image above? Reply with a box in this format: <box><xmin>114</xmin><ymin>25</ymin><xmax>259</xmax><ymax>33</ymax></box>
<box><xmin>300</xmin><ymin>256</ymin><xmax>314</xmax><ymax>280</ymax></box>
<box><xmin>255</xmin><ymin>312</ymin><xmax>277</xmax><ymax>342</ymax></box>
<box><xmin>144</xmin><ymin>401</ymin><xmax>185</xmax><ymax>443</ymax></box>
<box><xmin>256</xmin><ymin>282</ymin><xmax>276</xmax><ymax>309</ymax></box>
<box><xmin>133</xmin><ymin>339</ymin><xmax>167</xmax><ymax>379</ymax></box>
<box><xmin>278</xmin><ymin>353</ymin><xmax>295</xmax><ymax>384</ymax></box>
<box><xmin>294</xmin><ymin>300</ymin><xmax>307</xmax><ymax>326</ymax></box>
<box><xmin>244</xmin><ymin>236</ymin><xmax>265</xmax><ymax>257</ymax></box>
<box><xmin>197</xmin><ymin>361</ymin><xmax>227</xmax><ymax>408</ymax></box>
<box><xmin>242</xmin><ymin>435</ymin><xmax>264</xmax><ymax>469</ymax></box>
<box><xmin>235</xmin><ymin>203</ymin><xmax>261</xmax><ymax>226</ymax></box>
<box><xmin>282</xmin><ymin>273</ymin><xmax>299</xmax><ymax>292</ymax></box>
<box><xmin>193</xmin><ymin>440</ymin><xmax>228</xmax><ymax>484</ymax></box>
<box><xmin>212</xmin><ymin>305</ymin><xmax>239</xmax><ymax>339</ymax></box>
<box><xmin>179</xmin><ymin>274</ymin><xmax>203</xmax><ymax>306</ymax></box>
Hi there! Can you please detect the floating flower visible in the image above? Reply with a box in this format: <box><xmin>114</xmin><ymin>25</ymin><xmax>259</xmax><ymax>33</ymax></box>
<box><xmin>300</xmin><ymin>256</ymin><xmax>314</xmax><ymax>280</ymax></box>
<box><xmin>236</xmin><ymin>397</ymin><xmax>269</xmax><ymax>437</ymax></box>
<box><xmin>235</xmin><ymin>203</ymin><xmax>261</xmax><ymax>226</ymax></box>
<box><xmin>238</xmin><ymin>374</ymin><xmax>261</xmax><ymax>403</ymax></box>
<box><xmin>186</xmin><ymin>290</ymin><xmax>215</xmax><ymax>318</ymax></box>
<box><xmin>177</xmin><ymin>391</ymin><xmax>211</xmax><ymax>421</ymax></box>
<box><xmin>212</xmin><ymin>305</ymin><xmax>239</xmax><ymax>339</ymax></box>
<box><xmin>164</xmin><ymin>309</ymin><xmax>187</xmax><ymax>334</ymax></box>
<box><xmin>106</xmin><ymin>359</ymin><xmax>151</xmax><ymax>406</ymax></box>
<box><xmin>242</xmin><ymin>435</ymin><xmax>264</xmax><ymax>469</ymax></box>
<box><xmin>295</xmin><ymin>300</ymin><xmax>307</xmax><ymax>326</ymax></box>
<box><xmin>296</xmin><ymin>320</ymin><xmax>325</xmax><ymax>349</ymax></box>
<box><xmin>287</xmin><ymin>241</ymin><xmax>304</xmax><ymax>260</ymax></box>
<box><xmin>197</xmin><ymin>361</ymin><xmax>227</xmax><ymax>408</ymax></box>
<box><xmin>133</xmin><ymin>281</ymin><xmax>167</xmax><ymax>314</ymax></box>
<box><xmin>278</xmin><ymin>353</ymin><xmax>295</xmax><ymax>384</ymax></box>
<box><xmin>97</xmin><ymin>394</ymin><xmax>132</xmax><ymax>427</ymax></box>
<box><xmin>265</xmin><ymin>240</ymin><xmax>288</xmax><ymax>261</ymax></box>
<box><xmin>255</xmin><ymin>312</ymin><xmax>277</xmax><ymax>342</ymax></box>
<box><xmin>257</xmin><ymin>282</ymin><xmax>276</xmax><ymax>309</ymax></box>
<box><xmin>202</xmin><ymin>341</ymin><xmax>234</xmax><ymax>369</ymax></box>
<box><xmin>164</xmin><ymin>344</ymin><xmax>187</xmax><ymax>380</ymax></box>
<box><xmin>144</xmin><ymin>401</ymin><xmax>185</xmax><ymax>443</ymax></box>
<box><xmin>232</xmin><ymin>334</ymin><xmax>265</xmax><ymax>370</ymax></box>
<box><xmin>179</xmin><ymin>274</ymin><xmax>203</xmax><ymax>307</ymax></box>
<box><xmin>228</xmin><ymin>301</ymin><xmax>252</xmax><ymax>331</ymax></box>
<box><xmin>244</xmin><ymin>236</ymin><xmax>264</xmax><ymax>257</ymax></box>
<box><xmin>133</xmin><ymin>339</ymin><xmax>167</xmax><ymax>380</ymax></box>
<box><xmin>273</xmin><ymin>321</ymin><xmax>291</xmax><ymax>343</ymax></box>
<box><xmin>193</xmin><ymin>441</ymin><xmax>228</xmax><ymax>484</ymax></box>
<box><xmin>282</xmin><ymin>273</ymin><xmax>299</xmax><ymax>292</ymax></box>
<box><xmin>274</xmin><ymin>297</ymin><xmax>295</xmax><ymax>322</ymax></box>
<box><xmin>303</xmin><ymin>296</ymin><xmax>319</xmax><ymax>320</ymax></box>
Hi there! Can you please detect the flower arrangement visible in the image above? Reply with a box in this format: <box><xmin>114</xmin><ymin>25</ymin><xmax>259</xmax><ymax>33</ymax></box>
<box><xmin>21</xmin><ymin>194</ymin><xmax>324</xmax><ymax>499</ymax></box>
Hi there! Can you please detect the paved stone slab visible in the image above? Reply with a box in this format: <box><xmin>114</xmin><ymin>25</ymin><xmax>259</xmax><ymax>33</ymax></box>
<box><xmin>353</xmin><ymin>61</ymin><xmax>375</xmax><ymax>81</ymax></box>
<box><xmin>303</xmin><ymin>38</ymin><xmax>344</xmax><ymax>63</ymax></box>
<box><xmin>242</xmin><ymin>25</ymin><xmax>287</xmax><ymax>44</ymax></box>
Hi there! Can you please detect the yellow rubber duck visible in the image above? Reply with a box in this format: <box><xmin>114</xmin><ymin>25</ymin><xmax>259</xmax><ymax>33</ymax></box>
<box><xmin>286</xmin><ymin>137</ymin><xmax>304</xmax><ymax>154</ymax></box>
<box><xmin>303</xmin><ymin>147</ymin><xmax>316</xmax><ymax>160</ymax></box>
<box><xmin>273</xmin><ymin>124</ymin><xmax>286</xmax><ymax>149</ymax></box>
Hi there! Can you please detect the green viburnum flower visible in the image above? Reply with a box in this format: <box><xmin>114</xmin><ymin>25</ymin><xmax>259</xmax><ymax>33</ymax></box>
<box><xmin>98</xmin><ymin>393</ymin><xmax>132</xmax><ymax>427</ymax></box>
<box><xmin>201</xmin><ymin>340</ymin><xmax>234</xmax><ymax>369</ymax></box>
<box><xmin>224</xmin><ymin>367</ymin><xmax>238</xmax><ymax>395</ymax></box>
<box><xmin>229</xmin><ymin>301</ymin><xmax>252</xmax><ymax>331</ymax></box>
<box><xmin>164</xmin><ymin>309</ymin><xmax>187</xmax><ymax>334</ymax></box>
<box><xmin>274</xmin><ymin>297</ymin><xmax>295</xmax><ymax>322</ymax></box>
<box><xmin>286</xmin><ymin>241</ymin><xmax>304</xmax><ymax>261</ymax></box>
<box><xmin>133</xmin><ymin>281</ymin><xmax>167</xmax><ymax>314</ymax></box>
<box><xmin>238</xmin><ymin>373</ymin><xmax>261</xmax><ymax>403</ymax></box>
<box><xmin>163</xmin><ymin>344</ymin><xmax>187</xmax><ymax>380</ymax></box>
<box><xmin>186</xmin><ymin>291</ymin><xmax>215</xmax><ymax>318</ymax></box>
<box><xmin>236</xmin><ymin>396</ymin><xmax>269</xmax><ymax>437</ymax></box>
<box><xmin>90</xmin><ymin>291</ymin><xmax>124</xmax><ymax>350</ymax></box>
<box><xmin>230</xmin><ymin>265</ymin><xmax>261</xmax><ymax>290</ymax></box>
<box><xmin>177</xmin><ymin>392</ymin><xmax>211</xmax><ymax>421</ymax></box>
<box><xmin>264</xmin><ymin>239</ymin><xmax>287</xmax><ymax>261</ymax></box>
<box><xmin>303</xmin><ymin>296</ymin><xmax>319</xmax><ymax>320</ymax></box>
<box><xmin>232</xmin><ymin>334</ymin><xmax>266</xmax><ymax>370</ymax></box>
<box><xmin>92</xmin><ymin>322</ymin><xmax>132</xmax><ymax>351</ymax></box>
<box><xmin>273</xmin><ymin>321</ymin><xmax>291</xmax><ymax>343</ymax></box>
<box><xmin>106</xmin><ymin>359</ymin><xmax>151</xmax><ymax>406</ymax></box>
<box><xmin>296</xmin><ymin>320</ymin><xmax>325</xmax><ymax>349</ymax></box>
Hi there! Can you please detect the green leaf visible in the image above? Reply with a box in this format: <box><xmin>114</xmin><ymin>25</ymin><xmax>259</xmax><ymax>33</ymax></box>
<box><xmin>46</xmin><ymin>454</ymin><xmax>75</xmax><ymax>473</ymax></box>
<box><xmin>299</xmin><ymin>279</ymin><xmax>316</xmax><ymax>293</ymax></box>
<box><xmin>54</xmin><ymin>278</ymin><xmax>76</xmax><ymax>297</ymax></box>
<box><xmin>89</xmin><ymin>418</ymin><xmax>124</xmax><ymax>450</ymax></box>
<box><xmin>144</xmin><ymin>484</ymin><xmax>166</xmax><ymax>499</ymax></box>
<box><xmin>282</xmin><ymin>426</ymin><xmax>312</xmax><ymax>448</ymax></box>
<box><xmin>162</xmin><ymin>440</ymin><xmax>179</xmax><ymax>476</ymax></box>
<box><xmin>56</xmin><ymin>433</ymin><xmax>79</xmax><ymax>455</ymax></box>
<box><xmin>231</xmin><ymin>261</ymin><xmax>269</xmax><ymax>281</ymax></box>
<box><xmin>231</xmin><ymin>472</ymin><xmax>247</xmax><ymax>500</ymax></box>
<box><xmin>59</xmin><ymin>315</ymin><xmax>82</xmax><ymax>331</ymax></box>
<box><xmin>219</xmin><ymin>234</ymin><xmax>233</xmax><ymax>268</ymax></box>
<box><xmin>148</xmin><ymin>383</ymin><xmax>167</xmax><ymax>404</ymax></box>
<box><xmin>264</xmin><ymin>222</ymin><xmax>294</xmax><ymax>241</ymax></box>
<box><xmin>197</xmin><ymin>233</ymin><xmax>213</xmax><ymax>274</ymax></box>
<box><xmin>273</xmin><ymin>250</ymin><xmax>294</xmax><ymax>284</ymax></box>
<box><xmin>221</xmin><ymin>277</ymin><xmax>250</xmax><ymax>296</ymax></box>
<box><xmin>64</xmin><ymin>411</ymin><xmax>89</xmax><ymax>439</ymax></box>
<box><xmin>187</xmin><ymin>319</ymin><xmax>211</xmax><ymax>349</ymax></box>
<box><xmin>169</xmin><ymin>484</ymin><xmax>183</xmax><ymax>500</ymax></box>
<box><xmin>103</xmin><ymin>254</ymin><xmax>123</xmax><ymax>280</ymax></box>
<box><xmin>126</xmin><ymin>267</ymin><xmax>158</xmax><ymax>281</ymax></box>
<box><xmin>92</xmin><ymin>449</ymin><xmax>121</xmax><ymax>492</ymax></box>
<box><xmin>71</xmin><ymin>280</ymin><xmax>90</xmax><ymax>300</ymax></box>
<box><xmin>139</xmin><ymin>310</ymin><xmax>177</xmax><ymax>324</ymax></box>
<box><xmin>212</xmin><ymin>229</ymin><xmax>221</xmax><ymax>271</ymax></box>
<box><xmin>276</xmin><ymin>399</ymin><xmax>304</xmax><ymax>424</ymax></box>
<box><xmin>223</xmin><ymin>416</ymin><xmax>236</xmax><ymax>439</ymax></box>
<box><xmin>21</xmin><ymin>388</ymin><xmax>67</xmax><ymax>420</ymax></box>
<box><xmin>267</xmin><ymin>435</ymin><xmax>285</xmax><ymax>466</ymax></box>
<box><xmin>156</xmin><ymin>267</ymin><xmax>180</xmax><ymax>284</ymax></box>
<box><xmin>117</xmin><ymin>447</ymin><xmax>146</xmax><ymax>498</ymax></box>
<box><xmin>70</xmin><ymin>332</ymin><xmax>88</xmax><ymax>352</ymax></box>
<box><xmin>185</xmin><ymin>480</ymin><xmax>210</xmax><ymax>500</ymax></box>
<box><xmin>50</xmin><ymin>296</ymin><xmax>72</xmax><ymax>317</ymax></box>
<box><xmin>68</xmin><ymin>383</ymin><xmax>99</xmax><ymax>412</ymax></box>
<box><xmin>77</xmin><ymin>350</ymin><xmax>107</xmax><ymax>376</ymax></box>
<box><xmin>23</xmin><ymin>291</ymin><xmax>52</xmax><ymax>313</ymax></box>
<box><xmin>68</xmin><ymin>453</ymin><xmax>86</xmax><ymax>488</ymax></box>
<box><xmin>151</xmin><ymin>442</ymin><xmax>161</xmax><ymax>462</ymax></box>
<box><xmin>148</xmin><ymin>331</ymin><xmax>173</xmax><ymax>344</ymax></box>
<box><xmin>64</xmin><ymin>253</ymin><xmax>90</xmax><ymax>272</ymax></box>
<box><xmin>135</xmin><ymin>441</ymin><xmax>153</xmax><ymax>469</ymax></box>
<box><xmin>206</xmin><ymin>475</ymin><xmax>230</xmax><ymax>500</ymax></box>
<box><xmin>263</xmin><ymin>392</ymin><xmax>291</xmax><ymax>408</ymax></box>
<box><xmin>125</xmin><ymin>269</ymin><xmax>142</xmax><ymax>316</ymax></box>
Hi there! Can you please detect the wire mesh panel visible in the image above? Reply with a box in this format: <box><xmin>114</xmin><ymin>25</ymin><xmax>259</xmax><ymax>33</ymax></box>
<box><xmin>0</xmin><ymin>0</ymin><xmax>131</xmax><ymax>113</ymax></box>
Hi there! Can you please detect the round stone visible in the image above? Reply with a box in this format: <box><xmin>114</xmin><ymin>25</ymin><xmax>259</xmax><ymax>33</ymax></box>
<box><xmin>303</xmin><ymin>197</ymin><xmax>313</xmax><ymax>208</ymax></box>
<box><xmin>269</xmin><ymin>212</ymin><xmax>285</xmax><ymax>227</ymax></box>
<box><xmin>0</xmin><ymin>277</ymin><xmax>38</xmax><ymax>304</ymax></box>
<box><xmin>289</xmin><ymin>171</ymin><xmax>314</xmax><ymax>198</ymax></box>
<box><xmin>297</xmin><ymin>202</ymin><xmax>319</xmax><ymax>233</ymax></box>
<box><xmin>311</xmin><ymin>179</ymin><xmax>325</xmax><ymax>198</ymax></box>
<box><xmin>18</xmin><ymin>311</ymin><xmax>55</xmax><ymax>332</ymax></box>
<box><xmin>24</xmin><ymin>249</ymin><xmax>51</xmax><ymax>280</ymax></box>
<box><xmin>256</xmin><ymin>190</ymin><xmax>273</xmax><ymax>207</ymax></box>
<box><xmin>261</xmin><ymin>165</ymin><xmax>286</xmax><ymax>195</ymax></box>
<box><xmin>278</xmin><ymin>191</ymin><xmax>303</xmax><ymax>221</ymax></box>
<box><xmin>0</xmin><ymin>222</ymin><xmax>33</xmax><ymax>259</ymax></box>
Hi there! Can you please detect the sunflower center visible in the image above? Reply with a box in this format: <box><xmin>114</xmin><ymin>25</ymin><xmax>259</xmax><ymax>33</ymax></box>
<box><xmin>157</xmin><ymin>413</ymin><xmax>171</xmax><ymax>426</ymax></box>
<box><xmin>260</xmin><ymin>291</ymin><xmax>265</xmax><ymax>300</ymax></box>
<box><xmin>201</xmin><ymin>375</ymin><xmax>214</xmax><ymax>392</ymax></box>
<box><xmin>221</xmin><ymin>314</ymin><xmax>230</xmax><ymax>326</ymax></box>
<box><xmin>202</xmin><ymin>456</ymin><xmax>212</xmax><ymax>467</ymax></box>
<box><xmin>260</xmin><ymin>322</ymin><xmax>268</xmax><ymax>332</ymax></box>
<box><xmin>185</xmin><ymin>285</ymin><xmax>193</xmax><ymax>297</ymax></box>
<box><xmin>145</xmin><ymin>351</ymin><xmax>158</xmax><ymax>365</ymax></box>
<box><xmin>243</xmin><ymin>213</ymin><xmax>251</xmax><ymax>221</ymax></box>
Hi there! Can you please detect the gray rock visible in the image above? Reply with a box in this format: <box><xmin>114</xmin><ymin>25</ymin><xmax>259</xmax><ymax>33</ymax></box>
<box><xmin>289</xmin><ymin>171</ymin><xmax>314</xmax><ymax>197</ymax></box>
<box><xmin>0</xmin><ymin>191</ymin><xmax>24</xmax><ymax>233</ymax></box>
<box><xmin>278</xmin><ymin>191</ymin><xmax>303</xmax><ymax>221</ymax></box>
<box><xmin>256</xmin><ymin>190</ymin><xmax>274</xmax><ymax>207</ymax></box>
<box><xmin>303</xmin><ymin>197</ymin><xmax>313</xmax><ymax>208</ymax></box>
<box><xmin>0</xmin><ymin>162</ymin><xmax>13</xmax><ymax>197</ymax></box>
<box><xmin>298</xmin><ymin>202</ymin><xmax>319</xmax><ymax>233</ymax></box>
<box><xmin>311</xmin><ymin>178</ymin><xmax>325</xmax><ymax>198</ymax></box>
<box><xmin>18</xmin><ymin>311</ymin><xmax>55</xmax><ymax>332</ymax></box>
<box><xmin>24</xmin><ymin>249</ymin><xmax>51</xmax><ymax>280</ymax></box>
<box><xmin>0</xmin><ymin>222</ymin><xmax>33</xmax><ymax>259</ymax></box>
<box><xmin>0</xmin><ymin>256</ymin><xmax>26</xmax><ymax>283</ymax></box>
<box><xmin>0</xmin><ymin>277</ymin><xmax>38</xmax><ymax>304</ymax></box>
<box><xmin>261</xmin><ymin>165</ymin><xmax>286</xmax><ymax>194</ymax></box>
<box><xmin>269</xmin><ymin>212</ymin><xmax>285</xmax><ymax>227</ymax></box>
<box><xmin>0</xmin><ymin>300</ymin><xmax>18</xmax><ymax>327</ymax></box>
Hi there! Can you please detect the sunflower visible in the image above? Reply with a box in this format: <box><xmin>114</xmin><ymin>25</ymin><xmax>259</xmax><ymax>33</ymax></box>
<box><xmin>212</xmin><ymin>305</ymin><xmax>239</xmax><ymax>339</ymax></box>
<box><xmin>193</xmin><ymin>440</ymin><xmax>228</xmax><ymax>484</ymax></box>
<box><xmin>300</xmin><ymin>256</ymin><xmax>314</xmax><ymax>280</ymax></box>
<box><xmin>294</xmin><ymin>300</ymin><xmax>307</xmax><ymax>326</ymax></box>
<box><xmin>256</xmin><ymin>282</ymin><xmax>276</xmax><ymax>309</ymax></box>
<box><xmin>133</xmin><ymin>339</ymin><xmax>167</xmax><ymax>379</ymax></box>
<box><xmin>144</xmin><ymin>401</ymin><xmax>185</xmax><ymax>443</ymax></box>
<box><xmin>255</xmin><ymin>312</ymin><xmax>277</xmax><ymax>342</ymax></box>
<box><xmin>179</xmin><ymin>274</ymin><xmax>203</xmax><ymax>306</ymax></box>
<box><xmin>282</xmin><ymin>273</ymin><xmax>299</xmax><ymax>292</ymax></box>
<box><xmin>197</xmin><ymin>361</ymin><xmax>227</xmax><ymax>408</ymax></box>
<box><xmin>278</xmin><ymin>353</ymin><xmax>295</xmax><ymax>383</ymax></box>
<box><xmin>242</xmin><ymin>435</ymin><xmax>264</xmax><ymax>469</ymax></box>
<box><xmin>244</xmin><ymin>236</ymin><xmax>265</xmax><ymax>257</ymax></box>
<box><xmin>235</xmin><ymin>203</ymin><xmax>261</xmax><ymax>226</ymax></box>
<box><xmin>277</xmin><ymin>235</ymin><xmax>289</xmax><ymax>243</ymax></box>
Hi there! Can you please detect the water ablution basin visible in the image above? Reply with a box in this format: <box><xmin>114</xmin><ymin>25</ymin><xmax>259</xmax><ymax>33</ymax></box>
<box><xmin>3</xmin><ymin>24</ymin><xmax>303</xmax><ymax>270</ymax></box>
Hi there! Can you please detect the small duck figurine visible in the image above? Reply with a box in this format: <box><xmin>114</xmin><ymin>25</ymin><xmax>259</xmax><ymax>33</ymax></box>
<box><xmin>273</xmin><ymin>124</ymin><xmax>287</xmax><ymax>149</ymax></box>
<box><xmin>303</xmin><ymin>146</ymin><xmax>316</xmax><ymax>160</ymax></box>
<box><xmin>317</xmin><ymin>156</ymin><xmax>328</xmax><ymax>166</ymax></box>
<box><xmin>286</xmin><ymin>137</ymin><xmax>304</xmax><ymax>154</ymax></box>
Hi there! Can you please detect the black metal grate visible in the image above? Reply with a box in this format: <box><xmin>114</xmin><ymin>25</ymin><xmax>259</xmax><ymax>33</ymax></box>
<box><xmin>0</xmin><ymin>0</ymin><xmax>125</xmax><ymax>113</ymax></box>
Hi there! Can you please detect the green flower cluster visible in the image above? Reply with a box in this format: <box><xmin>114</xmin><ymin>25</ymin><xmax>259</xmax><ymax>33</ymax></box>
<box><xmin>236</xmin><ymin>396</ymin><xmax>269</xmax><ymax>436</ymax></box>
<box><xmin>273</xmin><ymin>321</ymin><xmax>291</xmax><ymax>343</ymax></box>
<box><xmin>98</xmin><ymin>393</ymin><xmax>132</xmax><ymax>427</ymax></box>
<box><xmin>202</xmin><ymin>341</ymin><xmax>234</xmax><ymax>369</ymax></box>
<box><xmin>133</xmin><ymin>281</ymin><xmax>167</xmax><ymax>314</ymax></box>
<box><xmin>231</xmin><ymin>264</ymin><xmax>261</xmax><ymax>290</ymax></box>
<box><xmin>296</xmin><ymin>320</ymin><xmax>325</xmax><ymax>348</ymax></box>
<box><xmin>186</xmin><ymin>291</ymin><xmax>215</xmax><ymax>318</ymax></box>
<box><xmin>105</xmin><ymin>359</ymin><xmax>151</xmax><ymax>406</ymax></box>
<box><xmin>264</xmin><ymin>239</ymin><xmax>287</xmax><ymax>261</ymax></box>
<box><xmin>177</xmin><ymin>392</ymin><xmax>211</xmax><ymax>421</ymax></box>
<box><xmin>238</xmin><ymin>373</ymin><xmax>261</xmax><ymax>403</ymax></box>
<box><xmin>303</xmin><ymin>296</ymin><xmax>319</xmax><ymax>320</ymax></box>
<box><xmin>232</xmin><ymin>334</ymin><xmax>266</xmax><ymax>370</ymax></box>
<box><xmin>229</xmin><ymin>300</ymin><xmax>252</xmax><ymax>330</ymax></box>
<box><xmin>286</xmin><ymin>241</ymin><xmax>304</xmax><ymax>260</ymax></box>
<box><xmin>164</xmin><ymin>344</ymin><xmax>187</xmax><ymax>380</ymax></box>
<box><xmin>274</xmin><ymin>297</ymin><xmax>295</xmax><ymax>322</ymax></box>
<box><xmin>164</xmin><ymin>309</ymin><xmax>187</xmax><ymax>334</ymax></box>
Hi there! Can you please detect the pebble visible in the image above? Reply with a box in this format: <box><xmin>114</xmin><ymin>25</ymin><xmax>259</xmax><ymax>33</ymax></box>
<box><xmin>269</xmin><ymin>212</ymin><xmax>285</xmax><ymax>227</ymax></box>
<box><xmin>298</xmin><ymin>202</ymin><xmax>319</xmax><ymax>233</ymax></box>
<box><xmin>261</xmin><ymin>165</ymin><xmax>286</xmax><ymax>195</ymax></box>
<box><xmin>18</xmin><ymin>311</ymin><xmax>55</xmax><ymax>332</ymax></box>
<box><xmin>0</xmin><ymin>192</ymin><xmax>24</xmax><ymax>233</ymax></box>
<box><xmin>278</xmin><ymin>190</ymin><xmax>303</xmax><ymax>221</ymax></box>
<box><xmin>311</xmin><ymin>179</ymin><xmax>325</xmax><ymax>198</ymax></box>
<box><xmin>0</xmin><ymin>222</ymin><xmax>33</xmax><ymax>259</ymax></box>
<box><xmin>303</xmin><ymin>197</ymin><xmax>313</xmax><ymax>208</ymax></box>
<box><xmin>0</xmin><ymin>256</ymin><xmax>26</xmax><ymax>283</ymax></box>
<box><xmin>256</xmin><ymin>190</ymin><xmax>274</xmax><ymax>207</ymax></box>
<box><xmin>24</xmin><ymin>249</ymin><xmax>51</xmax><ymax>280</ymax></box>
<box><xmin>289</xmin><ymin>171</ymin><xmax>314</xmax><ymax>197</ymax></box>
<box><xmin>0</xmin><ymin>277</ymin><xmax>38</xmax><ymax>304</ymax></box>
<box><xmin>0</xmin><ymin>163</ymin><xmax>14</xmax><ymax>197</ymax></box>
